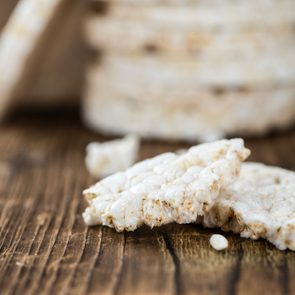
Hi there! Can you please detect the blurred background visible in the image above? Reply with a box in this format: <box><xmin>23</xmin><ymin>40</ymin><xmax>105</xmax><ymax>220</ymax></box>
<box><xmin>0</xmin><ymin>0</ymin><xmax>294</xmax><ymax>142</ymax></box>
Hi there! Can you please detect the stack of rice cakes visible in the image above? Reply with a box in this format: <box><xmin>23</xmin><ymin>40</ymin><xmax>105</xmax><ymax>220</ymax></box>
<box><xmin>84</xmin><ymin>0</ymin><xmax>295</xmax><ymax>142</ymax></box>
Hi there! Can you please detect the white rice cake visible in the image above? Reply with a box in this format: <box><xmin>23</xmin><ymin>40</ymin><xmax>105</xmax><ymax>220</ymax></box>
<box><xmin>85</xmin><ymin>135</ymin><xmax>140</xmax><ymax>178</ymax></box>
<box><xmin>0</xmin><ymin>0</ymin><xmax>75</xmax><ymax>118</ymax></box>
<box><xmin>89</xmin><ymin>0</ymin><xmax>294</xmax><ymax>7</ymax></box>
<box><xmin>87</xmin><ymin>54</ymin><xmax>295</xmax><ymax>88</ymax></box>
<box><xmin>86</xmin><ymin>15</ymin><xmax>295</xmax><ymax>56</ymax></box>
<box><xmin>203</xmin><ymin>162</ymin><xmax>295</xmax><ymax>251</ymax></box>
<box><xmin>84</xmin><ymin>76</ymin><xmax>295</xmax><ymax>142</ymax></box>
<box><xmin>83</xmin><ymin>139</ymin><xmax>250</xmax><ymax>231</ymax></box>
<box><xmin>17</xmin><ymin>0</ymin><xmax>86</xmax><ymax>107</ymax></box>
<box><xmin>94</xmin><ymin>4</ymin><xmax>295</xmax><ymax>33</ymax></box>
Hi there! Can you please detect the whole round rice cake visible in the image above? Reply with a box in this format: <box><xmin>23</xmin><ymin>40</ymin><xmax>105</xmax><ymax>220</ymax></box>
<box><xmin>84</xmin><ymin>66</ymin><xmax>295</xmax><ymax>142</ymax></box>
<box><xmin>17</xmin><ymin>0</ymin><xmax>86</xmax><ymax>108</ymax></box>
<box><xmin>203</xmin><ymin>162</ymin><xmax>295</xmax><ymax>251</ymax></box>
<box><xmin>87</xmin><ymin>54</ymin><xmax>295</xmax><ymax>88</ymax></box>
<box><xmin>86</xmin><ymin>15</ymin><xmax>295</xmax><ymax>56</ymax></box>
<box><xmin>92</xmin><ymin>4</ymin><xmax>295</xmax><ymax>32</ymax></box>
<box><xmin>83</xmin><ymin>139</ymin><xmax>250</xmax><ymax>231</ymax></box>
<box><xmin>89</xmin><ymin>0</ymin><xmax>294</xmax><ymax>7</ymax></box>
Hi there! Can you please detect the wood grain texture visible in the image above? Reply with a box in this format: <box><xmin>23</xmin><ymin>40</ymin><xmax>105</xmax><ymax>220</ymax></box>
<box><xmin>0</xmin><ymin>108</ymin><xmax>294</xmax><ymax>295</ymax></box>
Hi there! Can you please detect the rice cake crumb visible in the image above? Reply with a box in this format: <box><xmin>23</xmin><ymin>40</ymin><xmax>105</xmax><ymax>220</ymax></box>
<box><xmin>85</xmin><ymin>134</ymin><xmax>140</xmax><ymax>178</ymax></box>
<box><xmin>210</xmin><ymin>234</ymin><xmax>229</xmax><ymax>251</ymax></box>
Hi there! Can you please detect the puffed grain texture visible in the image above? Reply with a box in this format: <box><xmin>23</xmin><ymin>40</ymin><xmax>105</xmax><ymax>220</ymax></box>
<box><xmin>84</xmin><ymin>76</ymin><xmax>295</xmax><ymax>142</ymax></box>
<box><xmin>203</xmin><ymin>162</ymin><xmax>295</xmax><ymax>251</ymax></box>
<box><xmin>83</xmin><ymin>139</ymin><xmax>250</xmax><ymax>231</ymax></box>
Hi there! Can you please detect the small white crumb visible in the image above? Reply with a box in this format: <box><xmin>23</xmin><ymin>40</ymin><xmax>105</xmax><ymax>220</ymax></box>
<box><xmin>85</xmin><ymin>134</ymin><xmax>140</xmax><ymax>178</ymax></box>
<box><xmin>210</xmin><ymin>234</ymin><xmax>229</xmax><ymax>251</ymax></box>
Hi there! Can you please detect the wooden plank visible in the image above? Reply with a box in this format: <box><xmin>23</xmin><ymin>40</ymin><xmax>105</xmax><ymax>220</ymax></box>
<box><xmin>158</xmin><ymin>224</ymin><xmax>244</xmax><ymax>295</ymax></box>
<box><xmin>0</xmin><ymin>108</ymin><xmax>294</xmax><ymax>295</ymax></box>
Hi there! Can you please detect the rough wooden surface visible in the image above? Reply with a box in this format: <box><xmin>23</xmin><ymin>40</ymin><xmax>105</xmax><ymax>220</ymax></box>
<box><xmin>0</xmin><ymin>108</ymin><xmax>294</xmax><ymax>295</ymax></box>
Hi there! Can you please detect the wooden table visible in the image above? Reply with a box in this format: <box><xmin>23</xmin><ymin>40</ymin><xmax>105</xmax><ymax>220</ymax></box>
<box><xmin>0</xmin><ymin>108</ymin><xmax>294</xmax><ymax>295</ymax></box>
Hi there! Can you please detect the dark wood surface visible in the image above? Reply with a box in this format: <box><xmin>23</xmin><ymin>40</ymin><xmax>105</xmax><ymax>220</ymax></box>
<box><xmin>0</xmin><ymin>108</ymin><xmax>294</xmax><ymax>295</ymax></box>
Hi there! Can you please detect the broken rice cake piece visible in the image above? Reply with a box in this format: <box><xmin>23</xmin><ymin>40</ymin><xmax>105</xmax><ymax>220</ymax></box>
<box><xmin>83</xmin><ymin>138</ymin><xmax>250</xmax><ymax>231</ymax></box>
<box><xmin>85</xmin><ymin>135</ymin><xmax>140</xmax><ymax>178</ymax></box>
<box><xmin>203</xmin><ymin>162</ymin><xmax>295</xmax><ymax>251</ymax></box>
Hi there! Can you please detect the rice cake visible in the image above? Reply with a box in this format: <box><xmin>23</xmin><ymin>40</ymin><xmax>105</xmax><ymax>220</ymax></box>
<box><xmin>84</xmin><ymin>65</ymin><xmax>295</xmax><ymax>142</ymax></box>
<box><xmin>85</xmin><ymin>135</ymin><xmax>140</xmax><ymax>178</ymax></box>
<box><xmin>87</xmin><ymin>54</ymin><xmax>295</xmax><ymax>90</ymax></box>
<box><xmin>0</xmin><ymin>0</ymin><xmax>85</xmax><ymax>118</ymax></box>
<box><xmin>89</xmin><ymin>0</ymin><xmax>294</xmax><ymax>7</ymax></box>
<box><xmin>17</xmin><ymin>0</ymin><xmax>86</xmax><ymax>107</ymax></box>
<box><xmin>95</xmin><ymin>4</ymin><xmax>295</xmax><ymax>33</ymax></box>
<box><xmin>83</xmin><ymin>139</ymin><xmax>250</xmax><ymax>231</ymax></box>
<box><xmin>203</xmin><ymin>162</ymin><xmax>295</xmax><ymax>251</ymax></box>
<box><xmin>86</xmin><ymin>16</ymin><xmax>295</xmax><ymax>56</ymax></box>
